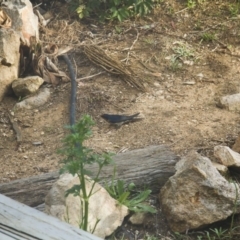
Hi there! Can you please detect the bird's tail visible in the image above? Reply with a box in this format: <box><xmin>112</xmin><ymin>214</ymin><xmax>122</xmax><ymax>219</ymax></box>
<box><xmin>130</xmin><ymin>113</ymin><xmax>140</xmax><ymax>118</ymax></box>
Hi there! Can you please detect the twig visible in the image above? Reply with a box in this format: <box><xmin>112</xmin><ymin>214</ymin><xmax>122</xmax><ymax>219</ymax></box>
<box><xmin>33</xmin><ymin>3</ymin><xmax>42</xmax><ymax>9</ymax></box>
<box><xmin>175</xmin><ymin>8</ymin><xmax>188</xmax><ymax>14</ymax></box>
<box><xmin>168</xmin><ymin>138</ymin><xmax>183</xmax><ymax>147</ymax></box>
<box><xmin>188</xmin><ymin>19</ymin><xmax>232</xmax><ymax>34</ymax></box>
<box><xmin>76</xmin><ymin>72</ymin><xmax>103</xmax><ymax>81</ymax></box>
<box><xmin>125</xmin><ymin>29</ymin><xmax>140</xmax><ymax>65</ymax></box>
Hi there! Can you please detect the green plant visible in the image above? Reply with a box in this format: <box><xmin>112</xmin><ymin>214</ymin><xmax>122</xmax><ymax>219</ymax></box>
<box><xmin>229</xmin><ymin>181</ymin><xmax>240</xmax><ymax>238</ymax></box>
<box><xmin>173</xmin><ymin>44</ymin><xmax>194</xmax><ymax>59</ymax></box>
<box><xmin>209</xmin><ymin>227</ymin><xmax>228</xmax><ymax>239</ymax></box>
<box><xmin>105</xmin><ymin>169</ymin><xmax>156</xmax><ymax>213</ymax></box>
<box><xmin>59</xmin><ymin>114</ymin><xmax>114</xmax><ymax>232</ymax></box>
<box><xmin>169</xmin><ymin>56</ymin><xmax>182</xmax><ymax>71</ymax></box>
<box><xmin>201</xmin><ymin>33</ymin><xmax>216</xmax><ymax>42</ymax></box>
<box><xmin>144</xmin><ymin>233</ymin><xmax>158</xmax><ymax>240</ymax></box>
<box><xmin>187</xmin><ymin>0</ymin><xmax>196</xmax><ymax>9</ymax></box>
<box><xmin>69</xmin><ymin>0</ymin><xmax>159</xmax><ymax>22</ymax></box>
<box><xmin>229</xmin><ymin>2</ymin><xmax>240</xmax><ymax>17</ymax></box>
<box><xmin>168</xmin><ymin>43</ymin><xmax>194</xmax><ymax>71</ymax></box>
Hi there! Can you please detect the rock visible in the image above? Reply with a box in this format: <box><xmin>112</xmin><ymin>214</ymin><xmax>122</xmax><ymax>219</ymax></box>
<box><xmin>211</xmin><ymin>162</ymin><xmax>229</xmax><ymax>176</ymax></box>
<box><xmin>12</xmin><ymin>76</ymin><xmax>44</xmax><ymax>97</ymax></box>
<box><xmin>232</xmin><ymin>135</ymin><xmax>240</xmax><ymax>153</ymax></box>
<box><xmin>129</xmin><ymin>212</ymin><xmax>149</xmax><ymax>225</ymax></box>
<box><xmin>2</xmin><ymin>0</ymin><xmax>39</xmax><ymax>45</ymax></box>
<box><xmin>45</xmin><ymin>174</ymin><xmax>129</xmax><ymax>239</ymax></box>
<box><xmin>0</xmin><ymin>29</ymin><xmax>20</xmax><ymax>101</ymax></box>
<box><xmin>214</xmin><ymin>145</ymin><xmax>240</xmax><ymax>168</ymax></box>
<box><xmin>14</xmin><ymin>87</ymin><xmax>51</xmax><ymax>110</ymax></box>
<box><xmin>196</xmin><ymin>73</ymin><xmax>204</xmax><ymax>79</ymax></box>
<box><xmin>218</xmin><ymin>93</ymin><xmax>240</xmax><ymax>111</ymax></box>
<box><xmin>160</xmin><ymin>151</ymin><xmax>240</xmax><ymax>233</ymax></box>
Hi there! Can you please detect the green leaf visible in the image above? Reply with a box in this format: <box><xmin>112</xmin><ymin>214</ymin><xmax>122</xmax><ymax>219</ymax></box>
<box><xmin>128</xmin><ymin>182</ymin><xmax>136</xmax><ymax>191</ymax></box>
<box><xmin>118</xmin><ymin>191</ymin><xmax>130</xmax><ymax>204</ymax></box>
<box><xmin>130</xmin><ymin>190</ymin><xmax>151</xmax><ymax>204</ymax></box>
<box><xmin>117</xmin><ymin>180</ymin><xmax>125</xmax><ymax>195</ymax></box>
<box><xmin>129</xmin><ymin>203</ymin><xmax>157</xmax><ymax>213</ymax></box>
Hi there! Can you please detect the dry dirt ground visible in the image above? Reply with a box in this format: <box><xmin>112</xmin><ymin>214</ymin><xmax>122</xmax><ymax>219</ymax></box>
<box><xmin>1</xmin><ymin>0</ymin><xmax>240</xmax><ymax>239</ymax></box>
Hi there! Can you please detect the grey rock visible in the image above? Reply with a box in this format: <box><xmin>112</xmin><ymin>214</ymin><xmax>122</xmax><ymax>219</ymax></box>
<box><xmin>160</xmin><ymin>151</ymin><xmax>240</xmax><ymax>233</ymax></box>
<box><xmin>14</xmin><ymin>87</ymin><xmax>50</xmax><ymax>110</ymax></box>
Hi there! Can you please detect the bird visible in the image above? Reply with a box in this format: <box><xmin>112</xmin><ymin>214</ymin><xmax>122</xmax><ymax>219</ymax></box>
<box><xmin>101</xmin><ymin>113</ymin><xmax>140</xmax><ymax>125</ymax></box>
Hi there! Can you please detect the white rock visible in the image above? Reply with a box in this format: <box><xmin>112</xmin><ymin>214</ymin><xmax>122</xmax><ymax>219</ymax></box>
<box><xmin>0</xmin><ymin>29</ymin><xmax>20</xmax><ymax>101</ymax></box>
<box><xmin>197</xmin><ymin>73</ymin><xmax>204</xmax><ymax>78</ymax></box>
<box><xmin>214</xmin><ymin>145</ymin><xmax>240</xmax><ymax>167</ymax></box>
<box><xmin>218</xmin><ymin>93</ymin><xmax>240</xmax><ymax>111</ymax></box>
<box><xmin>2</xmin><ymin>0</ymin><xmax>39</xmax><ymax>45</ymax></box>
<box><xmin>45</xmin><ymin>174</ymin><xmax>129</xmax><ymax>239</ymax></box>
<box><xmin>211</xmin><ymin>162</ymin><xmax>229</xmax><ymax>175</ymax></box>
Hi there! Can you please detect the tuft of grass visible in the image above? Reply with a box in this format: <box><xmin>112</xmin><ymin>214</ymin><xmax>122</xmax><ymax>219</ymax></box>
<box><xmin>200</xmin><ymin>32</ymin><xmax>216</xmax><ymax>42</ymax></box>
<box><xmin>229</xmin><ymin>2</ymin><xmax>240</xmax><ymax>17</ymax></box>
<box><xmin>187</xmin><ymin>0</ymin><xmax>196</xmax><ymax>9</ymax></box>
<box><xmin>169</xmin><ymin>56</ymin><xmax>182</xmax><ymax>71</ymax></box>
<box><xmin>144</xmin><ymin>233</ymin><xmax>158</xmax><ymax>240</ymax></box>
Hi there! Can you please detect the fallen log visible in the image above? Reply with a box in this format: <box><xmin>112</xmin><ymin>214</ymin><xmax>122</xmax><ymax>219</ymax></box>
<box><xmin>0</xmin><ymin>194</ymin><xmax>102</xmax><ymax>240</ymax></box>
<box><xmin>0</xmin><ymin>145</ymin><xmax>179</xmax><ymax>207</ymax></box>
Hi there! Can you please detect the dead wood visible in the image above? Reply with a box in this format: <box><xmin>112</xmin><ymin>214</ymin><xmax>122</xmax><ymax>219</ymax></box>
<box><xmin>84</xmin><ymin>45</ymin><xmax>146</xmax><ymax>91</ymax></box>
<box><xmin>0</xmin><ymin>145</ymin><xmax>179</xmax><ymax>207</ymax></box>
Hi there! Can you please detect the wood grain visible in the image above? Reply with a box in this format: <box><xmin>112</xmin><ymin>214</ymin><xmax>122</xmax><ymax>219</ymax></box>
<box><xmin>0</xmin><ymin>145</ymin><xmax>179</xmax><ymax>207</ymax></box>
<box><xmin>0</xmin><ymin>194</ymin><xmax>102</xmax><ymax>240</ymax></box>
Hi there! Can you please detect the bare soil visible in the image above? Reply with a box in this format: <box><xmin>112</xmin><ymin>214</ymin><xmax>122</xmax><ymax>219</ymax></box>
<box><xmin>1</xmin><ymin>0</ymin><xmax>240</xmax><ymax>239</ymax></box>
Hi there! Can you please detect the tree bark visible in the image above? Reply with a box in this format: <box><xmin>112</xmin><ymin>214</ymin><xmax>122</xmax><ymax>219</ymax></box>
<box><xmin>0</xmin><ymin>145</ymin><xmax>179</xmax><ymax>207</ymax></box>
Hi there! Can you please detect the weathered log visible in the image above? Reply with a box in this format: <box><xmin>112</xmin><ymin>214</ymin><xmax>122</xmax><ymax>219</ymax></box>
<box><xmin>0</xmin><ymin>194</ymin><xmax>102</xmax><ymax>240</ymax></box>
<box><xmin>0</xmin><ymin>145</ymin><xmax>179</xmax><ymax>207</ymax></box>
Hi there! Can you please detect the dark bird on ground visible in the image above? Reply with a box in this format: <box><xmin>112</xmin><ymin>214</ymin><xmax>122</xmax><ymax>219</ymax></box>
<box><xmin>101</xmin><ymin>113</ymin><xmax>140</xmax><ymax>125</ymax></box>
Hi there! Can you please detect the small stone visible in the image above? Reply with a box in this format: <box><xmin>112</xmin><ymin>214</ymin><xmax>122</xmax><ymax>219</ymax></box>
<box><xmin>129</xmin><ymin>212</ymin><xmax>149</xmax><ymax>225</ymax></box>
<box><xmin>212</xmin><ymin>162</ymin><xmax>228</xmax><ymax>176</ymax></box>
<box><xmin>32</xmin><ymin>141</ymin><xmax>43</xmax><ymax>146</ymax></box>
<box><xmin>197</xmin><ymin>73</ymin><xmax>204</xmax><ymax>78</ymax></box>
<box><xmin>155</xmin><ymin>90</ymin><xmax>164</xmax><ymax>96</ymax></box>
<box><xmin>182</xmin><ymin>81</ymin><xmax>195</xmax><ymax>85</ymax></box>
<box><xmin>218</xmin><ymin>93</ymin><xmax>240</xmax><ymax>111</ymax></box>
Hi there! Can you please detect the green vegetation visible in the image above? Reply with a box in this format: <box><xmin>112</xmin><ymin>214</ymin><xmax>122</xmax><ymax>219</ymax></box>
<box><xmin>105</xmin><ymin>171</ymin><xmax>156</xmax><ymax>213</ymax></box>
<box><xmin>228</xmin><ymin>1</ymin><xmax>240</xmax><ymax>17</ymax></box>
<box><xmin>59</xmin><ymin>115</ymin><xmax>113</xmax><ymax>232</ymax></box>
<box><xmin>169</xmin><ymin>43</ymin><xmax>195</xmax><ymax>71</ymax></box>
<box><xmin>187</xmin><ymin>0</ymin><xmax>196</xmax><ymax>9</ymax></box>
<box><xmin>69</xmin><ymin>0</ymin><xmax>159</xmax><ymax>21</ymax></box>
<box><xmin>59</xmin><ymin>114</ymin><xmax>156</xmax><ymax>234</ymax></box>
<box><xmin>200</xmin><ymin>32</ymin><xmax>216</xmax><ymax>42</ymax></box>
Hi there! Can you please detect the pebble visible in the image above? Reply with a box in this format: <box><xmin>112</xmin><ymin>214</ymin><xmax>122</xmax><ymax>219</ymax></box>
<box><xmin>32</xmin><ymin>141</ymin><xmax>43</xmax><ymax>146</ymax></box>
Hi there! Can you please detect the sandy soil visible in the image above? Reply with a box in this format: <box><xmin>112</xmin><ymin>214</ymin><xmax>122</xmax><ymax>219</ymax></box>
<box><xmin>1</xmin><ymin>0</ymin><xmax>240</xmax><ymax>238</ymax></box>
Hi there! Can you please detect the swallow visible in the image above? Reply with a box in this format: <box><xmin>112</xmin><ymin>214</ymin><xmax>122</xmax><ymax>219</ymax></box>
<box><xmin>101</xmin><ymin>113</ymin><xmax>140</xmax><ymax>125</ymax></box>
